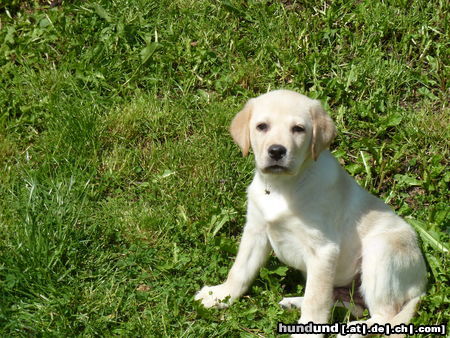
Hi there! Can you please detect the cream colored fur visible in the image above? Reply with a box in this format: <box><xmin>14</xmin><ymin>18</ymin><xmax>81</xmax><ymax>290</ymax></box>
<box><xmin>195</xmin><ymin>90</ymin><xmax>427</xmax><ymax>338</ymax></box>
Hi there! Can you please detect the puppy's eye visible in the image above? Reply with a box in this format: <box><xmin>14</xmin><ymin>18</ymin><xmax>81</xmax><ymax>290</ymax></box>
<box><xmin>292</xmin><ymin>125</ymin><xmax>305</xmax><ymax>133</ymax></box>
<box><xmin>256</xmin><ymin>123</ymin><xmax>269</xmax><ymax>132</ymax></box>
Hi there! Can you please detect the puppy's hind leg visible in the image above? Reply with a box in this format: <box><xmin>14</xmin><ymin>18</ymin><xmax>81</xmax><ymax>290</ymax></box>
<box><xmin>338</xmin><ymin>229</ymin><xmax>426</xmax><ymax>338</ymax></box>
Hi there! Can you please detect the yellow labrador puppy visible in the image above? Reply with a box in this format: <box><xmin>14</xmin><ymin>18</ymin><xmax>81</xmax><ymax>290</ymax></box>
<box><xmin>195</xmin><ymin>90</ymin><xmax>426</xmax><ymax>337</ymax></box>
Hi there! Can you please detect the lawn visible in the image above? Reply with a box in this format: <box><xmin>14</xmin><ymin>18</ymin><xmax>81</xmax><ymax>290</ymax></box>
<box><xmin>0</xmin><ymin>0</ymin><xmax>448</xmax><ymax>336</ymax></box>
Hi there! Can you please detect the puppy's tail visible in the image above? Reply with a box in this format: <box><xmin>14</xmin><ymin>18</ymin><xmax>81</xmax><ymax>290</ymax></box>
<box><xmin>390</xmin><ymin>295</ymin><xmax>422</xmax><ymax>327</ymax></box>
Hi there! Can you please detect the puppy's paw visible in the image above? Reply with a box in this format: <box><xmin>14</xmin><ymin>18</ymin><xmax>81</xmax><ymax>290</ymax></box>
<box><xmin>279</xmin><ymin>296</ymin><xmax>304</xmax><ymax>309</ymax></box>
<box><xmin>195</xmin><ymin>284</ymin><xmax>234</xmax><ymax>309</ymax></box>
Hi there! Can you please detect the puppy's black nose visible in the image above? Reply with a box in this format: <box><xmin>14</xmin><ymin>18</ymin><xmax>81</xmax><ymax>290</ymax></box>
<box><xmin>268</xmin><ymin>144</ymin><xmax>287</xmax><ymax>161</ymax></box>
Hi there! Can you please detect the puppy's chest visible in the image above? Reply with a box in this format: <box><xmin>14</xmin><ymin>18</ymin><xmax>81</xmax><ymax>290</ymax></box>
<box><xmin>257</xmin><ymin>191</ymin><xmax>293</xmax><ymax>224</ymax></box>
<box><xmin>255</xmin><ymin>191</ymin><xmax>319</xmax><ymax>271</ymax></box>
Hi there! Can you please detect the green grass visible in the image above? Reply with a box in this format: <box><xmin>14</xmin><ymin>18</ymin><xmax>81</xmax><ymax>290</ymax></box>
<box><xmin>0</xmin><ymin>0</ymin><xmax>448</xmax><ymax>336</ymax></box>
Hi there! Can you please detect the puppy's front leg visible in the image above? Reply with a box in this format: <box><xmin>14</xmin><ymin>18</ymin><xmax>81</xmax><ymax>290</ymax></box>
<box><xmin>195</xmin><ymin>209</ymin><xmax>270</xmax><ymax>308</ymax></box>
<box><xmin>294</xmin><ymin>244</ymin><xmax>339</xmax><ymax>337</ymax></box>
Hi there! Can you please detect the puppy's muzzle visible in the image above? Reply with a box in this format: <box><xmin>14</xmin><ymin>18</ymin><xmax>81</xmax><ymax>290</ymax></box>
<box><xmin>268</xmin><ymin>144</ymin><xmax>287</xmax><ymax>161</ymax></box>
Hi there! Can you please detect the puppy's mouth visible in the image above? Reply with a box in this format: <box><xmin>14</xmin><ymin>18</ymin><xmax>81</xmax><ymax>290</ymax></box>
<box><xmin>262</xmin><ymin>165</ymin><xmax>290</xmax><ymax>174</ymax></box>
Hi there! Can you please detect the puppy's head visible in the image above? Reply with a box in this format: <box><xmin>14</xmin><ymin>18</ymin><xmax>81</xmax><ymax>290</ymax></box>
<box><xmin>230</xmin><ymin>90</ymin><xmax>336</xmax><ymax>175</ymax></box>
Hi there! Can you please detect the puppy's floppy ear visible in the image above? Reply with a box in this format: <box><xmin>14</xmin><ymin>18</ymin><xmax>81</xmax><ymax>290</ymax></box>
<box><xmin>230</xmin><ymin>99</ymin><xmax>253</xmax><ymax>156</ymax></box>
<box><xmin>309</xmin><ymin>100</ymin><xmax>337</xmax><ymax>161</ymax></box>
